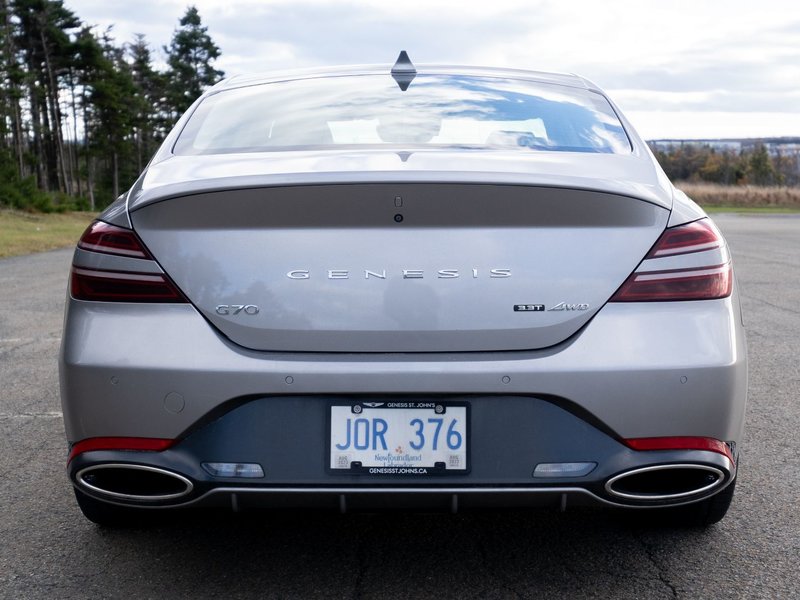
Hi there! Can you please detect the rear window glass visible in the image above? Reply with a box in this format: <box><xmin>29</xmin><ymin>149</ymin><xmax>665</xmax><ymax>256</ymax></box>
<box><xmin>174</xmin><ymin>74</ymin><xmax>631</xmax><ymax>155</ymax></box>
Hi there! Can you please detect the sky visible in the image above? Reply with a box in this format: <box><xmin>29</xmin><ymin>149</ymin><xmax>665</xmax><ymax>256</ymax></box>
<box><xmin>65</xmin><ymin>0</ymin><xmax>800</xmax><ymax>140</ymax></box>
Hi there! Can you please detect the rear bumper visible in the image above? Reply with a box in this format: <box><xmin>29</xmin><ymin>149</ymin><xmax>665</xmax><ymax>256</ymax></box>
<box><xmin>59</xmin><ymin>294</ymin><xmax>747</xmax><ymax>445</ymax></box>
<box><xmin>67</xmin><ymin>394</ymin><xmax>736</xmax><ymax>511</ymax></box>
<box><xmin>61</xmin><ymin>289</ymin><xmax>746</xmax><ymax>511</ymax></box>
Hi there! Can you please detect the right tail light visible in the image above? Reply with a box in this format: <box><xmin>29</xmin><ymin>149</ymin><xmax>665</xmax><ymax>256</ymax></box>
<box><xmin>610</xmin><ymin>219</ymin><xmax>732</xmax><ymax>302</ymax></box>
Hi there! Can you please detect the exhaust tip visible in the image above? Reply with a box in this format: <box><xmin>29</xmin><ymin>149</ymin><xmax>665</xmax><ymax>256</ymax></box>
<box><xmin>76</xmin><ymin>464</ymin><xmax>193</xmax><ymax>502</ymax></box>
<box><xmin>605</xmin><ymin>464</ymin><xmax>725</xmax><ymax>501</ymax></box>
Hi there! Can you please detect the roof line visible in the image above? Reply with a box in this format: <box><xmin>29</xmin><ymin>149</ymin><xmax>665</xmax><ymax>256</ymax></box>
<box><xmin>210</xmin><ymin>64</ymin><xmax>588</xmax><ymax>93</ymax></box>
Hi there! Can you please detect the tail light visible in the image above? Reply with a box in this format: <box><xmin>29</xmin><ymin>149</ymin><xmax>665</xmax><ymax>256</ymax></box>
<box><xmin>71</xmin><ymin>267</ymin><xmax>187</xmax><ymax>302</ymax></box>
<box><xmin>71</xmin><ymin>221</ymin><xmax>187</xmax><ymax>303</ymax></box>
<box><xmin>77</xmin><ymin>220</ymin><xmax>153</xmax><ymax>259</ymax></box>
<box><xmin>610</xmin><ymin>219</ymin><xmax>732</xmax><ymax>302</ymax></box>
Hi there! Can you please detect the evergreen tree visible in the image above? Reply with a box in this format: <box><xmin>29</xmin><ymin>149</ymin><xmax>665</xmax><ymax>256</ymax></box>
<box><xmin>164</xmin><ymin>6</ymin><xmax>223</xmax><ymax>118</ymax></box>
<box><xmin>128</xmin><ymin>33</ymin><xmax>166</xmax><ymax>170</ymax></box>
<box><xmin>747</xmin><ymin>144</ymin><xmax>780</xmax><ymax>186</ymax></box>
<box><xmin>0</xmin><ymin>0</ymin><xmax>26</xmax><ymax>174</ymax></box>
<box><xmin>0</xmin><ymin>3</ymin><xmax>231</xmax><ymax>212</ymax></box>
<box><xmin>74</xmin><ymin>27</ymin><xmax>137</xmax><ymax>204</ymax></box>
<box><xmin>12</xmin><ymin>0</ymin><xmax>80</xmax><ymax>193</ymax></box>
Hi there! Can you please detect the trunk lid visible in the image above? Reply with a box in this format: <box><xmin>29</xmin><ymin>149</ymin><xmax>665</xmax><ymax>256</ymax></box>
<box><xmin>131</xmin><ymin>181</ymin><xmax>668</xmax><ymax>352</ymax></box>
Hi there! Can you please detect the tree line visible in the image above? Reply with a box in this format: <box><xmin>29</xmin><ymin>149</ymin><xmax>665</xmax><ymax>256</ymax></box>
<box><xmin>0</xmin><ymin>1</ymin><xmax>223</xmax><ymax>212</ymax></box>
<box><xmin>650</xmin><ymin>143</ymin><xmax>800</xmax><ymax>187</ymax></box>
<box><xmin>3</xmin><ymin>3</ymin><xmax>798</xmax><ymax>214</ymax></box>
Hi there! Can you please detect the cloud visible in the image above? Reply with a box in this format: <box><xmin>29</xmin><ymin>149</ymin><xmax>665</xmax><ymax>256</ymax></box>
<box><xmin>613</xmin><ymin>89</ymin><xmax>800</xmax><ymax>113</ymax></box>
<box><xmin>628</xmin><ymin>111</ymin><xmax>800</xmax><ymax>140</ymax></box>
<box><xmin>62</xmin><ymin>0</ymin><xmax>800</xmax><ymax>137</ymax></box>
<box><xmin>208</xmin><ymin>1</ymin><xmax>542</xmax><ymax>71</ymax></box>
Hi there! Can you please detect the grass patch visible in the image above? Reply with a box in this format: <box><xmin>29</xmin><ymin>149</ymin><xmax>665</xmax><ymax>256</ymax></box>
<box><xmin>703</xmin><ymin>205</ymin><xmax>800</xmax><ymax>214</ymax></box>
<box><xmin>0</xmin><ymin>209</ymin><xmax>96</xmax><ymax>258</ymax></box>
<box><xmin>677</xmin><ymin>182</ymin><xmax>800</xmax><ymax>209</ymax></box>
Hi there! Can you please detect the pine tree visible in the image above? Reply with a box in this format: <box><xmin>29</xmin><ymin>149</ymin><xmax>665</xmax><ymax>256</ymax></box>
<box><xmin>748</xmin><ymin>144</ymin><xmax>780</xmax><ymax>186</ymax></box>
<box><xmin>12</xmin><ymin>0</ymin><xmax>80</xmax><ymax>193</ymax></box>
<box><xmin>164</xmin><ymin>6</ymin><xmax>223</xmax><ymax>119</ymax></box>
<box><xmin>0</xmin><ymin>0</ymin><xmax>26</xmax><ymax>174</ymax></box>
<box><xmin>1</xmin><ymin>2</ymin><xmax>227</xmax><ymax>211</ymax></box>
<box><xmin>128</xmin><ymin>34</ymin><xmax>166</xmax><ymax>170</ymax></box>
<box><xmin>73</xmin><ymin>26</ymin><xmax>137</xmax><ymax>205</ymax></box>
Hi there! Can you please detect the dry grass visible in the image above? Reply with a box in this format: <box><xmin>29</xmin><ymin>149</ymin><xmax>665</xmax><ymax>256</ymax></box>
<box><xmin>2</xmin><ymin>184</ymin><xmax>798</xmax><ymax>259</ymax></box>
<box><xmin>677</xmin><ymin>182</ymin><xmax>800</xmax><ymax>209</ymax></box>
<box><xmin>0</xmin><ymin>210</ymin><xmax>96</xmax><ymax>258</ymax></box>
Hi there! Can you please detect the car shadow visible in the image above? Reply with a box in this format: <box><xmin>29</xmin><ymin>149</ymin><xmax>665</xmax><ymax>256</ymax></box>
<box><xmin>74</xmin><ymin>507</ymin><xmax>723</xmax><ymax>598</ymax></box>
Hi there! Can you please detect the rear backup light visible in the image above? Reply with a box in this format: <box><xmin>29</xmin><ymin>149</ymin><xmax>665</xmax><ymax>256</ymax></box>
<box><xmin>202</xmin><ymin>462</ymin><xmax>265</xmax><ymax>478</ymax></box>
<box><xmin>624</xmin><ymin>436</ymin><xmax>735</xmax><ymax>464</ymax></box>
<box><xmin>533</xmin><ymin>462</ymin><xmax>597</xmax><ymax>478</ymax></box>
<box><xmin>68</xmin><ymin>437</ymin><xmax>174</xmax><ymax>463</ymax></box>
<box><xmin>610</xmin><ymin>219</ymin><xmax>732</xmax><ymax>302</ymax></box>
<box><xmin>77</xmin><ymin>221</ymin><xmax>152</xmax><ymax>259</ymax></box>
<box><xmin>71</xmin><ymin>221</ymin><xmax>187</xmax><ymax>302</ymax></box>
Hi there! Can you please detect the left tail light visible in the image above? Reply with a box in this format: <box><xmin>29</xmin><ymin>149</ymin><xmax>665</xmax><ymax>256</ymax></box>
<box><xmin>71</xmin><ymin>221</ymin><xmax>187</xmax><ymax>303</ymax></box>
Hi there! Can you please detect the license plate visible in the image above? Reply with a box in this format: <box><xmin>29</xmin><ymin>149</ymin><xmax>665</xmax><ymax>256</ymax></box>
<box><xmin>329</xmin><ymin>402</ymin><xmax>469</xmax><ymax>475</ymax></box>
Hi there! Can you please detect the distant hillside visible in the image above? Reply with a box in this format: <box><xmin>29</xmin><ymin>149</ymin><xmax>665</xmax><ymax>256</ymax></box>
<box><xmin>649</xmin><ymin>137</ymin><xmax>800</xmax><ymax>154</ymax></box>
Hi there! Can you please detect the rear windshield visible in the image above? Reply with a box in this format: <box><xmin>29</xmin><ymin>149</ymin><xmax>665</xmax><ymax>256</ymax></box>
<box><xmin>174</xmin><ymin>74</ymin><xmax>631</xmax><ymax>155</ymax></box>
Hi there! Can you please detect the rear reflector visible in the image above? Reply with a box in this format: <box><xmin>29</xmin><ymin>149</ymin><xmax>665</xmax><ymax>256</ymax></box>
<box><xmin>68</xmin><ymin>437</ymin><xmax>174</xmax><ymax>463</ymax></box>
<box><xmin>611</xmin><ymin>218</ymin><xmax>732</xmax><ymax>302</ymax></box>
<box><xmin>624</xmin><ymin>436</ymin><xmax>734</xmax><ymax>464</ymax></box>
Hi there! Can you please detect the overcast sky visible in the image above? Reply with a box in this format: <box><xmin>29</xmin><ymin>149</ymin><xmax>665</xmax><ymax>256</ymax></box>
<box><xmin>65</xmin><ymin>0</ymin><xmax>800</xmax><ymax>140</ymax></box>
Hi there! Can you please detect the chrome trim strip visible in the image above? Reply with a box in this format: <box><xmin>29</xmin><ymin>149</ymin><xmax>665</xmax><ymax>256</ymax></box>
<box><xmin>605</xmin><ymin>463</ymin><xmax>725</xmax><ymax>501</ymax></box>
<box><xmin>76</xmin><ymin>464</ymin><xmax>194</xmax><ymax>502</ymax></box>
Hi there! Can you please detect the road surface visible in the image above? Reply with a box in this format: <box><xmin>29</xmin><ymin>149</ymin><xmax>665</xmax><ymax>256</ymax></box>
<box><xmin>1</xmin><ymin>214</ymin><xmax>797</xmax><ymax>599</ymax></box>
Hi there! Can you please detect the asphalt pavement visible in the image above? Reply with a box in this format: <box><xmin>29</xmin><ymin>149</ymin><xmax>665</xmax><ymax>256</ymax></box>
<box><xmin>0</xmin><ymin>213</ymin><xmax>798</xmax><ymax>599</ymax></box>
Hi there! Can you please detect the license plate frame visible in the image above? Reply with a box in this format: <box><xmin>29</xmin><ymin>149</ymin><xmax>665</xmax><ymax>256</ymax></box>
<box><xmin>327</xmin><ymin>401</ymin><xmax>470</xmax><ymax>476</ymax></box>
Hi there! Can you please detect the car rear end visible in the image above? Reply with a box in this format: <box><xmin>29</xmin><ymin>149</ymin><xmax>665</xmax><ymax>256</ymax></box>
<box><xmin>60</xmin><ymin>64</ymin><xmax>746</xmax><ymax>524</ymax></box>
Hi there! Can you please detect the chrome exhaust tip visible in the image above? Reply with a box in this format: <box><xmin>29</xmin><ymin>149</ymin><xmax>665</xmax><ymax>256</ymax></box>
<box><xmin>605</xmin><ymin>464</ymin><xmax>725</xmax><ymax>502</ymax></box>
<box><xmin>76</xmin><ymin>464</ymin><xmax>193</xmax><ymax>502</ymax></box>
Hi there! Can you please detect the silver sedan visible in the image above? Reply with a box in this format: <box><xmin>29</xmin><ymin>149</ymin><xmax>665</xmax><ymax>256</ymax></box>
<box><xmin>60</xmin><ymin>53</ymin><xmax>746</xmax><ymax>526</ymax></box>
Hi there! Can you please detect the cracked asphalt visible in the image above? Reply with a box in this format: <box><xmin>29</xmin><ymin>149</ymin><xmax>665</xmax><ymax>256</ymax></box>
<box><xmin>1</xmin><ymin>214</ymin><xmax>798</xmax><ymax>599</ymax></box>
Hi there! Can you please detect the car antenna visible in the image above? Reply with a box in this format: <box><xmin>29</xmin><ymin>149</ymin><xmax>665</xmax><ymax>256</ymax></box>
<box><xmin>391</xmin><ymin>50</ymin><xmax>416</xmax><ymax>91</ymax></box>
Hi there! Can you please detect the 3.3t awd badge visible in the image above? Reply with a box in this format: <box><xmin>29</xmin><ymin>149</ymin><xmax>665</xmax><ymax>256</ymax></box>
<box><xmin>514</xmin><ymin>302</ymin><xmax>590</xmax><ymax>312</ymax></box>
